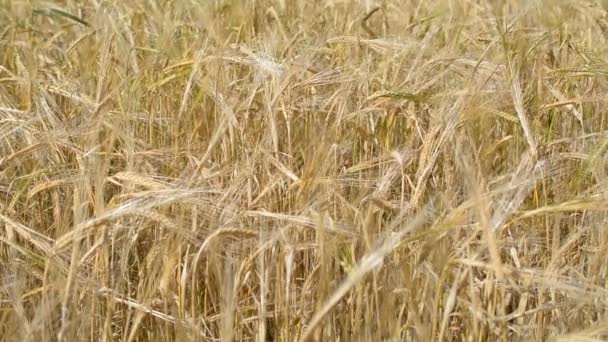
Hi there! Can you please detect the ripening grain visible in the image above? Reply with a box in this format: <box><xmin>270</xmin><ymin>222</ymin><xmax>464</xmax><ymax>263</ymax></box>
<box><xmin>1</xmin><ymin>0</ymin><xmax>608</xmax><ymax>341</ymax></box>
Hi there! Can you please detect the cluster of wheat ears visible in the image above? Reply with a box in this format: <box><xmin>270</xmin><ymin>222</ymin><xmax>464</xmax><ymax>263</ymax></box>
<box><xmin>2</xmin><ymin>0</ymin><xmax>608</xmax><ymax>341</ymax></box>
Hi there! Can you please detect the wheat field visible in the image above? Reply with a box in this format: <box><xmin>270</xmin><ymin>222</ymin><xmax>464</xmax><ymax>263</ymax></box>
<box><xmin>1</xmin><ymin>0</ymin><xmax>608</xmax><ymax>341</ymax></box>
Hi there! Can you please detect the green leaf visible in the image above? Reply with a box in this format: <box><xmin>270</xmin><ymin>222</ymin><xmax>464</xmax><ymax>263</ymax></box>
<box><xmin>33</xmin><ymin>8</ymin><xmax>90</xmax><ymax>27</ymax></box>
<box><xmin>368</xmin><ymin>90</ymin><xmax>434</xmax><ymax>103</ymax></box>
